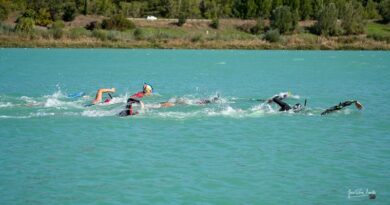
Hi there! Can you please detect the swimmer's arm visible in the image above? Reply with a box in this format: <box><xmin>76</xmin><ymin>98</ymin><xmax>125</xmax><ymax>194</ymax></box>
<box><xmin>139</xmin><ymin>101</ymin><xmax>144</xmax><ymax>109</ymax></box>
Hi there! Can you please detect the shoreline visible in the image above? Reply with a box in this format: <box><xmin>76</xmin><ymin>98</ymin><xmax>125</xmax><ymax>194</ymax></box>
<box><xmin>1</xmin><ymin>36</ymin><xmax>389</xmax><ymax>50</ymax></box>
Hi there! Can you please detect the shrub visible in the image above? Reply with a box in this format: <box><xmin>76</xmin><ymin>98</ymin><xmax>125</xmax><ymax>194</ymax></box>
<box><xmin>177</xmin><ymin>14</ymin><xmax>186</xmax><ymax>26</ymax></box>
<box><xmin>271</xmin><ymin>6</ymin><xmax>294</xmax><ymax>34</ymax></box>
<box><xmin>92</xmin><ymin>29</ymin><xmax>108</xmax><ymax>41</ymax></box>
<box><xmin>14</xmin><ymin>17</ymin><xmax>34</xmax><ymax>34</ymax></box>
<box><xmin>379</xmin><ymin>0</ymin><xmax>390</xmax><ymax>23</ymax></box>
<box><xmin>210</xmin><ymin>18</ymin><xmax>219</xmax><ymax>29</ymax></box>
<box><xmin>63</xmin><ymin>4</ymin><xmax>77</xmax><ymax>22</ymax></box>
<box><xmin>367</xmin><ymin>34</ymin><xmax>390</xmax><ymax>43</ymax></box>
<box><xmin>264</xmin><ymin>29</ymin><xmax>281</xmax><ymax>42</ymax></box>
<box><xmin>107</xmin><ymin>31</ymin><xmax>120</xmax><ymax>41</ymax></box>
<box><xmin>0</xmin><ymin>2</ymin><xmax>9</xmax><ymax>21</ymax></box>
<box><xmin>85</xmin><ymin>21</ymin><xmax>100</xmax><ymax>30</ymax></box>
<box><xmin>101</xmin><ymin>14</ymin><xmax>135</xmax><ymax>31</ymax></box>
<box><xmin>237</xmin><ymin>22</ymin><xmax>253</xmax><ymax>33</ymax></box>
<box><xmin>50</xmin><ymin>20</ymin><xmax>65</xmax><ymax>39</ymax></box>
<box><xmin>191</xmin><ymin>34</ymin><xmax>203</xmax><ymax>42</ymax></box>
<box><xmin>341</xmin><ymin>1</ymin><xmax>365</xmax><ymax>35</ymax></box>
<box><xmin>314</xmin><ymin>3</ymin><xmax>339</xmax><ymax>36</ymax></box>
<box><xmin>22</xmin><ymin>9</ymin><xmax>36</xmax><ymax>19</ymax></box>
<box><xmin>0</xmin><ymin>22</ymin><xmax>13</xmax><ymax>34</ymax></box>
<box><xmin>69</xmin><ymin>28</ymin><xmax>91</xmax><ymax>39</ymax></box>
<box><xmin>251</xmin><ymin>18</ymin><xmax>265</xmax><ymax>34</ymax></box>
<box><xmin>35</xmin><ymin>8</ymin><xmax>52</xmax><ymax>27</ymax></box>
<box><xmin>133</xmin><ymin>28</ymin><xmax>143</xmax><ymax>40</ymax></box>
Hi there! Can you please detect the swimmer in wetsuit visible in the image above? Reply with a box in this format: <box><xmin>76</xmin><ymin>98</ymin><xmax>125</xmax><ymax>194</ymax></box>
<box><xmin>159</xmin><ymin>95</ymin><xmax>220</xmax><ymax>108</ymax></box>
<box><xmin>272</xmin><ymin>96</ymin><xmax>306</xmax><ymax>113</ymax></box>
<box><xmin>321</xmin><ymin>100</ymin><xmax>363</xmax><ymax>115</ymax></box>
<box><xmin>119</xmin><ymin>83</ymin><xmax>152</xmax><ymax>113</ymax></box>
<box><xmin>118</xmin><ymin>98</ymin><xmax>144</xmax><ymax>116</ymax></box>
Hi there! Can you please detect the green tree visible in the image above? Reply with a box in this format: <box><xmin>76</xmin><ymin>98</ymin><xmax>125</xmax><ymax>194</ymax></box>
<box><xmin>341</xmin><ymin>0</ymin><xmax>365</xmax><ymax>35</ymax></box>
<box><xmin>364</xmin><ymin>0</ymin><xmax>379</xmax><ymax>19</ymax></box>
<box><xmin>0</xmin><ymin>1</ymin><xmax>9</xmax><ymax>21</ymax></box>
<box><xmin>271</xmin><ymin>6</ymin><xmax>294</xmax><ymax>34</ymax></box>
<box><xmin>233</xmin><ymin>0</ymin><xmax>249</xmax><ymax>19</ymax></box>
<box><xmin>312</xmin><ymin>0</ymin><xmax>324</xmax><ymax>19</ymax></box>
<box><xmin>314</xmin><ymin>3</ymin><xmax>338</xmax><ymax>36</ymax></box>
<box><xmin>300</xmin><ymin>0</ymin><xmax>312</xmax><ymax>20</ymax></box>
<box><xmin>247</xmin><ymin>0</ymin><xmax>258</xmax><ymax>18</ymax></box>
<box><xmin>379</xmin><ymin>0</ymin><xmax>390</xmax><ymax>23</ymax></box>
<box><xmin>272</xmin><ymin>0</ymin><xmax>283</xmax><ymax>10</ymax></box>
<box><xmin>91</xmin><ymin>0</ymin><xmax>115</xmax><ymax>16</ymax></box>
<box><xmin>200</xmin><ymin>0</ymin><xmax>219</xmax><ymax>19</ymax></box>
<box><xmin>259</xmin><ymin>0</ymin><xmax>272</xmax><ymax>18</ymax></box>
<box><xmin>63</xmin><ymin>3</ymin><xmax>77</xmax><ymax>22</ymax></box>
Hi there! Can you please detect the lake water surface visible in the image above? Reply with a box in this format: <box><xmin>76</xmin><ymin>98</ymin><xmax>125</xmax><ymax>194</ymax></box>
<box><xmin>0</xmin><ymin>49</ymin><xmax>389</xmax><ymax>204</ymax></box>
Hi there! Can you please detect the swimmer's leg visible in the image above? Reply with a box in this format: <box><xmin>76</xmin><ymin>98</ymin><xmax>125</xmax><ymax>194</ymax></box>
<box><xmin>160</xmin><ymin>102</ymin><xmax>175</xmax><ymax>108</ymax></box>
<box><xmin>93</xmin><ymin>88</ymin><xmax>115</xmax><ymax>104</ymax></box>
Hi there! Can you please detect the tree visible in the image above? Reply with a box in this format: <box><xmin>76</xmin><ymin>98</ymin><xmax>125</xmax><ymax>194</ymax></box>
<box><xmin>272</xmin><ymin>0</ymin><xmax>283</xmax><ymax>10</ymax></box>
<box><xmin>270</xmin><ymin>6</ymin><xmax>294</xmax><ymax>34</ymax></box>
<box><xmin>259</xmin><ymin>0</ymin><xmax>272</xmax><ymax>18</ymax></box>
<box><xmin>364</xmin><ymin>0</ymin><xmax>379</xmax><ymax>19</ymax></box>
<box><xmin>300</xmin><ymin>0</ymin><xmax>312</xmax><ymax>20</ymax></box>
<box><xmin>90</xmin><ymin>0</ymin><xmax>115</xmax><ymax>16</ymax></box>
<box><xmin>312</xmin><ymin>0</ymin><xmax>324</xmax><ymax>19</ymax></box>
<box><xmin>233</xmin><ymin>0</ymin><xmax>249</xmax><ymax>19</ymax></box>
<box><xmin>379</xmin><ymin>0</ymin><xmax>390</xmax><ymax>23</ymax></box>
<box><xmin>0</xmin><ymin>1</ymin><xmax>9</xmax><ymax>21</ymax></box>
<box><xmin>314</xmin><ymin>3</ymin><xmax>338</xmax><ymax>36</ymax></box>
<box><xmin>63</xmin><ymin>4</ymin><xmax>77</xmax><ymax>22</ymax></box>
<box><xmin>341</xmin><ymin>0</ymin><xmax>365</xmax><ymax>35</ymax></box>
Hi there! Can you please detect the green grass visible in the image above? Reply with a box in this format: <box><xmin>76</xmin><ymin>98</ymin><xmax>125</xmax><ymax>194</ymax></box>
<box><xmin>366</xmin><ymin>22</ymin><xmax>390</xmax><ymax>36</ymax></box>
<box><xmin>366</xmin><ymin>22</ymin><xmax>390</xmax><ymax>42</ymax></box>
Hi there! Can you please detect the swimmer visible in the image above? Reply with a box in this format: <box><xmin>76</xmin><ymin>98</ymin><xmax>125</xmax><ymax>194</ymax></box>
<box><xmin>92</xmin><ymin>88</ymin><xmax>115</xmax><ymax>104</ymax></box>
<box><xmin>118</xmin><ymin>98</ymin><xmax>144</xmax><ymax>116</ymax></box>
<box><xmin>272</xmin><ymin>96</ymin><xmax>306</xmax><ymax>113</ymax></box>
<box><xmin>321</xmin><ymin>100</ymin><xmax>363</xmax><ymax>115</ymax></box>
<box><xmin>257</xmin><ymin>92</ymin><xmax>292</xmax><ymax>103</ymax></box>
<box><xmin>130</xmin><ymin>83</ymin><xmax>153</xmax><ymax>99</ymax></box>
<box><xmin>159</xmin><ymin>95</ymin><xmax>220</xmax><ymax>108</ymax></box>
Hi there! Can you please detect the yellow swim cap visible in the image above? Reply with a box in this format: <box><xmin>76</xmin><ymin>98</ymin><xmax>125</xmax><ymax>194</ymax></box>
<box><xmin>143</xmin><ymin>83</ymin><xmax>153</xmax><ymax>93</ymax></box>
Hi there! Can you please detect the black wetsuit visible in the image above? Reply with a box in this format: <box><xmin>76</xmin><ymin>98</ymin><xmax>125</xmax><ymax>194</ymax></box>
<box><xmin>197</xmin><ymin>96</ymin><xmax>219</xmax><ymax>105</ymax></box>
<box><xmin>118</xmin><ymin>98</ymin><xmax>140</xmax><ymax>116</ymax></box>
<box><xmin>321</xmin><ymin>100</ymin><xmax>357</xmax><ymax>115</ymax></box>
<box><xmin>272</xmin><ymin>96</ymin><xmax>292</xmax><ymax>111</ymax></box>
<box><xmin>272</xmin><ymin>96</ymin><xmax>304</xmax><ymax>113</ymax></box>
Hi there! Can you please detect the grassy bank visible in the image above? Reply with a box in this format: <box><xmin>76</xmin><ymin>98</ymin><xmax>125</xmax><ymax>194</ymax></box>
<box><xmin>1</xmin><ymin>17</ymin><xmax>389</xmax><ymax>50</ymax></box>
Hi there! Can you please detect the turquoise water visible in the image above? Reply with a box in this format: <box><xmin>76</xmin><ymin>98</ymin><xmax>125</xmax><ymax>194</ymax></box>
<box><xmin>0</xmin><ymin>49</ymin><xmax>389</xmax><ymax>204</ymax></box>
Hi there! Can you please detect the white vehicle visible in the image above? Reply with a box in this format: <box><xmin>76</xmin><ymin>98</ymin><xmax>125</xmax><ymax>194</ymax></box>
<box><xmin>146</xmin><ymin>16</ymin><xmax>157</xmax><ymax>21</ymax></box>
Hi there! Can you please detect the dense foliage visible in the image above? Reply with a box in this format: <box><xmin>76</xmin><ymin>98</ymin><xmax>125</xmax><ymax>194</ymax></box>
<box><xmin>0</xmin><ymin>0</ymin><xmax>389</xmax><ymax>38</ymax></box>
<box><xmin>314</xmin><ymin>3</ymin><xmax>339</xmax><ymax>36</ymax></box>
<box><xmin>0</xmin><ymin>0</ymin><xmax>387</xmax><ymax>21</ymax></box>
<box><xmin>101</xmin><ymin>14</ymin><xmax>135</xmax><ymax>31</ymax></box>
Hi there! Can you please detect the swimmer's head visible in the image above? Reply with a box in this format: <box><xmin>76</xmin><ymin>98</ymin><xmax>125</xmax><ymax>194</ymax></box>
<box><xmin>143</xmin><ymin>83</ymin><xmax>153</xmax><ymax>94</ymax></box>
<box><xmin>292</xmin><ymin>103</ymin><xmax>303</xmax><ymax>112</ymax></box>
